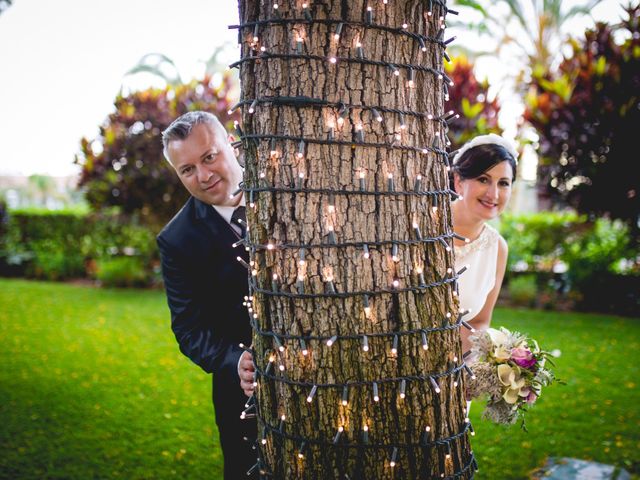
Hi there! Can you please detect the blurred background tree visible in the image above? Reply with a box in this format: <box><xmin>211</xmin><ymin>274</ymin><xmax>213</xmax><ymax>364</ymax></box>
<box><xmin>523</xmin><ymin>4</ymin><xmax>640</xmax><ymax>236</ymax></box>
<box><xmin>453</xmin><ymin>0</ymin><xmax>604</xmax><ymax>87</ymax></box>
<box><xmin>444</xmin><ymin>55</ymin><xmax>503</xmax><ymax>151</ymax></box>
<box><xmin>0</xmin><ymin>0</ymin><xmax>12</xmax><ymax>16</ymax></box>
<box><xmin>75</xmin><ymin>73</ymin><xmax>239</xmax><ymax>229</ymax></box>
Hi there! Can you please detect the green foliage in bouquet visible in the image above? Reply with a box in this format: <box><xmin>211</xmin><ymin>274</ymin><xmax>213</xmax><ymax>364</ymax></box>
<box><xmin>444</xmin><ymin>55</ymin><xmax>503</xmax><ymax>151</ymax></box>
<box><xmin>76</xmin><ymin>74</ymin><xmax>239</xmax><ymax>229</ymax></box>
<box><xmin>524</xmin><ymin>5</ymin><xmax>640</xmax><ymax>235</ymax></box>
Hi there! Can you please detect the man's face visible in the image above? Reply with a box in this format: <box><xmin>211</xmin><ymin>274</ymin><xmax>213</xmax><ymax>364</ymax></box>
<box><xmin>166</xmin><ymin>122</ymin><xmax>243</xmax><ymax>207</ymax></box>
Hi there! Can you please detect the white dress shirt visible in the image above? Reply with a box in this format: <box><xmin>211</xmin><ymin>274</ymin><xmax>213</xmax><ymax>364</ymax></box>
<box><xmin>213</xmin><ymin>196</ymin><xmax>246</xmax><ymax>236</ymax></box>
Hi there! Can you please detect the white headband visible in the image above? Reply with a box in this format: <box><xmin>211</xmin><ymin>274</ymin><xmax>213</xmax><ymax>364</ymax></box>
<box><xmin>451</xmin><ymin>133</ymin><xmax>519</xmax><ymax>166</ymax></box>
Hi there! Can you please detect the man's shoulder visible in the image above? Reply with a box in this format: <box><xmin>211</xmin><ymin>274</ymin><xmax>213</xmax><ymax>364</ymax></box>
<box><xmin>157</xmin><ymin>197</ymin><xmax>198</xmax><ymax>245</ymax></box>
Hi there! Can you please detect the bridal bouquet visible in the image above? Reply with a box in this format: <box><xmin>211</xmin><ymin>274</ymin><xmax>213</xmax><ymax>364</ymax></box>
<box><xmin>466</xmin><ymin>327</ymin><xmax>557</xmax><ymax>426</ymax></box>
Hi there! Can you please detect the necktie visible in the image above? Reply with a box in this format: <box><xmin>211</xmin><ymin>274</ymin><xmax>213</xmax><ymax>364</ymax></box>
<box><xmin>231</xmin><ymin>206</ymin><xmax>247</xmax><ymax>238</ymax></box>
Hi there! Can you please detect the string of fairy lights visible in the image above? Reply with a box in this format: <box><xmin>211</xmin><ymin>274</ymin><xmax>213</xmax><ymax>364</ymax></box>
<box><xmin>230</xmin><ymin>0</ymin><xmax>477</xmax><ymax>477</ymax></box>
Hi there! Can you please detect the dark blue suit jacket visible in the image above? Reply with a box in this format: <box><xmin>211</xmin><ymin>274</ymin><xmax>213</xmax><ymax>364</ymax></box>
<box><xmin>157</xmin><ymin>196</ymin><xmax>255</xmax><ymax>477</ymax></box>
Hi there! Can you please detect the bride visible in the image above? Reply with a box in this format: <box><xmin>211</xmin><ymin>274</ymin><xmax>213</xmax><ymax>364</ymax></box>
<box><xmin>450</xmin><ymin>134</ymin><xmax>518</xmax><ymax>356</ymax></box>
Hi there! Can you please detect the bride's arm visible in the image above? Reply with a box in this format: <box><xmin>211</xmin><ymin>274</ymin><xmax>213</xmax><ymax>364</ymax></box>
<box><xmin>461</xmin><ymin>237</ymin><xmax>508</xmax><ymax>352</ymax></box>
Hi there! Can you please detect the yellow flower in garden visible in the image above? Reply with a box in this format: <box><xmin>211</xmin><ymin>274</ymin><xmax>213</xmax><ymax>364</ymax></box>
<box><xmin>497</xmin><ymin>364</ymin><xmax>527</xmax><ymax>404</ymax></box>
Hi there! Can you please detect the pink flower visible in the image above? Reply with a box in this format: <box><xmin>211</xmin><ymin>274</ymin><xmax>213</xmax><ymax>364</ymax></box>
<box><xmin>510</xmin><ymin>347</ymin><xmax>537</xmax><ymax>369</ymax></box>
<box><xmin>526</xmin><ymin>390</ymin><xmax>538</xmax><ymax>404</ymax></box>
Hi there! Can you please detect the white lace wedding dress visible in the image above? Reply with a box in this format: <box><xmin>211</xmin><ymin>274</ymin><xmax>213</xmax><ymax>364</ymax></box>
<box><xmin>454</xmin><ymin>223</ymin><xmax>501</xmax><ymax>414</ymax></box>
<box><xmin>454</xmin><ymin>223</ymin><xmax>500</xmax><ymax>320</ymax></box>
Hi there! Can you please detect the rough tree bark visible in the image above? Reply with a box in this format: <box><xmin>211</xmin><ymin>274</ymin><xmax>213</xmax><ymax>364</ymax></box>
<box><xmin>235</xmin><ymin>1</ymin><xmax>474</xmax><ymax>478</ymax></box>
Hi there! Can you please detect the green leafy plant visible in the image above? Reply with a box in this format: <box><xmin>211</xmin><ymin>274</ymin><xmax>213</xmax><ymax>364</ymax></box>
<box><xmin>498</xmin><ymin>212</ymin><xmax>639</xmax><ymax>314</ymax></box>
<box><xmin>0</xmin><ymin>209</ymin><xmax>159</xmax><ymax>285</ymax></box>
<box><xmin>95</xmin><ymin>256</ymin><xmax>150</xmax><ymax>288</ymax></box>
<box><xmin>507</xmin><ymin>274</ymin><xmax>539</xmax><ymax>308</ymax></box>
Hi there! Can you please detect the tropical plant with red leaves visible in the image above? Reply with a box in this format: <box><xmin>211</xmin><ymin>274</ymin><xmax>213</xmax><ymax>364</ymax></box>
<box><xmin>76</xmin><ymin>74</ymin><xmax>238</xmax><ymax>228</ymax></box>
<box><xmin>444</xmin><ymin>55</ymin><xmax>503</xmax><ymax>151</ymax></box>
<box><xmin>524</xmin><ymin>4</ymin><xmax>640</xmax><ymax>236</ymax></box>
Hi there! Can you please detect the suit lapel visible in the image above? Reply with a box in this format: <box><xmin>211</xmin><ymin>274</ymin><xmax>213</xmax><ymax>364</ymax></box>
<box><xmin>195</xmin><ymin>198</ymin><xmax>249</xmax><ymax>262</ymax></box>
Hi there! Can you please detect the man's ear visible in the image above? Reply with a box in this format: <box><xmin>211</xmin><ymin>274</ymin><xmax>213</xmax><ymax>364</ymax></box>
<box><xmin>229</xmin><ymin>134</ymin><xmax>245</xmax><ymax>168</ymax></box>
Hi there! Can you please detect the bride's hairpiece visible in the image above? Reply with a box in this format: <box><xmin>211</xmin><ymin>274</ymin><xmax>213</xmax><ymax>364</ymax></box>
<box><xmin>451</xmin><ymin>133</ymin><xmax>519</xmax><ymax>166</ymax></box>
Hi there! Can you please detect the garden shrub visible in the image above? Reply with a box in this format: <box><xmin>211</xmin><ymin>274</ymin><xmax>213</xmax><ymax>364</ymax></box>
<box><xmin>498</xmin><ymin>212</ymin><xmax>638</xmax><ymax>315</ymax></box>
<box><xmin>1</xmin><ymin>209</ymin><xmax>88</xmax><ymax>280</ymax></box>
<box><xmin>95</xmin><ymin>256</ymin><xmax>150</xmax><ymax>288</ymax></box>
<box><xmin>506</xmin><ymin>274</ymin><xmax>538</xmax><ymax>308</ymax></box>
<box><xmin>0</xmin><ymin>208</ymin><xmax>159</xmax><ymax>285</ymax></box>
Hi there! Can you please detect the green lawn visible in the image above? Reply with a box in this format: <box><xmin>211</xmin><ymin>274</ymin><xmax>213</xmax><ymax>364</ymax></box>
<box><xmin>0</xmin><ymin>279</ymin><xmax>638</xmax><ymax>479</ymax></box>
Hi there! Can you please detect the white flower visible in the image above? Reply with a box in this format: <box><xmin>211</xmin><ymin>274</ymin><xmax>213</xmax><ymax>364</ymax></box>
<box><xmin>487</xmin><ymin>328</ymin><xmax>509</xmax><ymax>347</ymax></box>
<box><xmin>497</xmin><ymin>364</ymin><xmax>527</xmax><ymax>404</ymax></box>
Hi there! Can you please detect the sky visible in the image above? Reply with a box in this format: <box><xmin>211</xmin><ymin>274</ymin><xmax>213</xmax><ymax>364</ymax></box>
<box><xmin>0</xmin><ymin>0</ymin><xmax>628</xmax><ymax>178</ymax></box>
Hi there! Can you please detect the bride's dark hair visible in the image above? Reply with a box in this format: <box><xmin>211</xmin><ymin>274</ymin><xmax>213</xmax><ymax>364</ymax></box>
<box><xmin>449</xmin><ymin>144</ymin><xmax>517</xmax><ymax>189</ymax></box>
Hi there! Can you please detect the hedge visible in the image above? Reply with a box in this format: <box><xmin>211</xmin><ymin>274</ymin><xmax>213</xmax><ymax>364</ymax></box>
<box><xmin>0</xmin><ymin>208</ymin><xmax>159</xmax><ymax>287</ymax></box>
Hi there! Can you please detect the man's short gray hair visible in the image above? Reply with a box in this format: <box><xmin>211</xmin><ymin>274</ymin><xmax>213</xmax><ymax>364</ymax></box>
<box><xmin>161</xmin><ymin>111</ymin><xmax>224</xmax><ymax>161</ymax></box>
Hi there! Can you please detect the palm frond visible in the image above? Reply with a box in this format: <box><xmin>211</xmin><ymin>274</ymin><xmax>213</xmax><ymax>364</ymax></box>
<box><xmin>455</xmin><ymin>0</ymin><xmax>490</xmax><ymax>17</ymax></box>
<box><xmin>564</xmin><ymin>0</ymin><xmax>604</xmax><ymax>22</ymax></box>
<box><xmin>124</xmin><ymin>53</ymin><xmax>183</xmax><ymax>85</ymax></box>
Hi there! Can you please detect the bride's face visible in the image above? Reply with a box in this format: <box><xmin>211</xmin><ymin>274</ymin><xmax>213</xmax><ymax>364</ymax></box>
<box><xmin>454</xmin><ymin>161</ymin><xmax>514</xmax><ymax>221</ymax></box>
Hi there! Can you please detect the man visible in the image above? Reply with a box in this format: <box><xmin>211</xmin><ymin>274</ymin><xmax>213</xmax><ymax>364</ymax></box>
<box><xmin>158</xmin><ymin>111</ymin><xmax>256</xmax><ymax>479</ymax></box>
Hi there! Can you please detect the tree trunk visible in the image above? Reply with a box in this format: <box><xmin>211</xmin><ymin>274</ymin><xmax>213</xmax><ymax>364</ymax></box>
<box><xmin>235</xmin><ymin>1</ymin><xmax>474</xmax><ymax>478</ymax></box>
